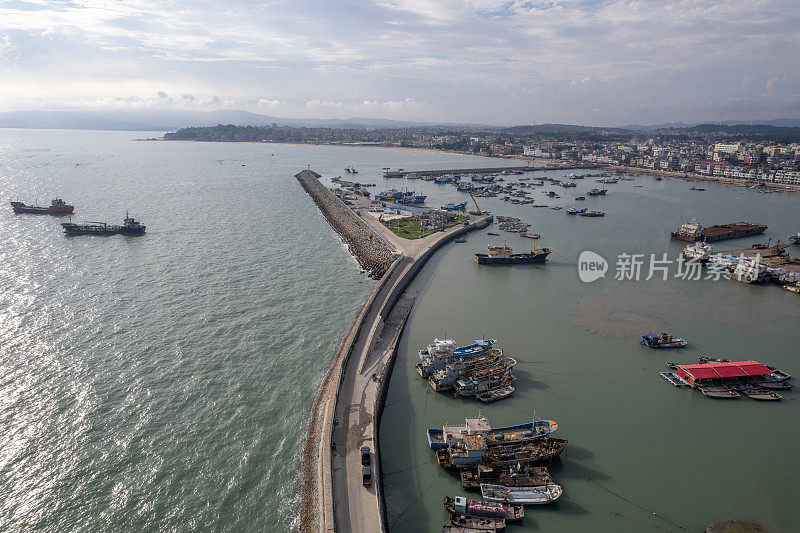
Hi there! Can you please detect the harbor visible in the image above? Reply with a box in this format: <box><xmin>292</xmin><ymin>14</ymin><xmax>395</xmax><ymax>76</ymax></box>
<box><xmin>5</xmin><ymin>132</ymin><xmax>799</xmax><ymax>533</ymax></box>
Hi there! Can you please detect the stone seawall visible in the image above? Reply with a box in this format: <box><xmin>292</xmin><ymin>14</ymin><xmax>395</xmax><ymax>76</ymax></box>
<box><xmin>296</xmin><ymin>170</ymin><xmax>396</xmax><ymax>277</ymax></box>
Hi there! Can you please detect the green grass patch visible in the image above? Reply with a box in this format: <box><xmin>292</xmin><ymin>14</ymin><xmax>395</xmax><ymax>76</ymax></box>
<box><xmin>382</xmin><ymin>215</ymin><xmax>467</xmax><ymax>240</ymax></box>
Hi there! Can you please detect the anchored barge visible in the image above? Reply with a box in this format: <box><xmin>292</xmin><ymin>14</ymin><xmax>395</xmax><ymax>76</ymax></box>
<box><xmin>670</xmin><ymin>219</ymin><xmax>767</xmax><ymax>242</ymax></box>
<box><xmin>11</xmin><ymin>198</ymin><xmax>74</xmax><ymax>215</ymax></box>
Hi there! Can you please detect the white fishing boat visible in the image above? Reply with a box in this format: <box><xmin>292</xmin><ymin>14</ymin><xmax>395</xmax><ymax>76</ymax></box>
<box><xmin>682</xmin><ymin>241</ymin><xmax>714</xmax><ymax>263</ymax></box>
<box><xmin>480</xmin><ymin>483</ymin><xmax>563</xmax><ymax>505</ymax></box>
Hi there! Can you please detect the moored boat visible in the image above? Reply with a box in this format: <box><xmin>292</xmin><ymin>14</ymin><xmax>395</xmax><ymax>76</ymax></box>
<box><xmin>11</xmin><ymin>198</ymin><xmax>74</xmax><ymax>215</ymax></box>
<box><xmin>640</xmin><ymin>332</ymin><xmax>688</xmax><ymax>349</ymax></box>
<box><xmin>682</xmin><ymin>241</ymin><xmax>714</xmax><ymax>263</ymax></box>
<box><xmin>587</xmin><ymin>188</ymin><xmax>607</xmax><ymax>196</ymax></box>
<box><xmin>578</xmin><ymin>210</ymin><xmax>605</xmax><ymax>217</ymax></box>
<box><xmin>426</xmin><ymin>416</ymin><xmax>558</xmax><ymax>451</ymax></box>
<box><xmin>480</xmin><ymin>483</ymin><xmax>563</xmax><ymax>505</ymax></box>
<box><xmin>476</xmin><ymin>385</ymin><xmax>515</xmax><ymax>403</ymax></box>
<box><xmin>443</xmin><ymin>495</ymin><xmax>523</xmax><ymax>522</ymax></box>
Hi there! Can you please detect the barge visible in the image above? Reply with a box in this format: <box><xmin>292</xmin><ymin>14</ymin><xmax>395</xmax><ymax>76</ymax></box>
<box><xmin>670</xmin><ymin>219</ymin><xmax>767</xmax><ymax>242</ymax></box>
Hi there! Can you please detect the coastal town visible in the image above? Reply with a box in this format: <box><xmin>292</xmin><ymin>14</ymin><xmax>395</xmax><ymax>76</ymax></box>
<box><xmin>166</xmin><ymin>123</ymin><xmax>800</xmax><ymax>188</ymax></box>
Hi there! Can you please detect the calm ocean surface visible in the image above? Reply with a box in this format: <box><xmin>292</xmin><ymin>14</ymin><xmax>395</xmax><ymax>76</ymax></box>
<box><xmin>1</xmin><ymin>129</ymin><xmax>798</xmax><ymax>532</ymax></box>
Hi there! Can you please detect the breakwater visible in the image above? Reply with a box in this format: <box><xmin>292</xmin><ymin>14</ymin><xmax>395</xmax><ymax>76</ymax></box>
<box><xmin>295</xmin><ymin>168</ymin><xmax>492</xmax><ymax>532</ymax></box>
<box><xmin>296</xmin><ymin>169</ymin><xmax>396</xmax><ymax>277</ymax></box>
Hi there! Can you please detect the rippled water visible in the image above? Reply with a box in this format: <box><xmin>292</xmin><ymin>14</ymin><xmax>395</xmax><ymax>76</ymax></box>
<box><xmin>0</xmin><ymin>130</ymin><xmax>531</xmax><ymax>531</ymax></box>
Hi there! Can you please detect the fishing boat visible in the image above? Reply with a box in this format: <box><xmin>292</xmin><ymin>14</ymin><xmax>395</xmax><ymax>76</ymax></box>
<box><xmin>426</xmin><ymin>416</ymin><xmax>558</xmax><ymax>451</ymax></box>
<box><xmin>430</xmin><ymin>355</ymin><xmax>515</xmax><ymax>392</ymax></box>
<box><xmin>475</xmin><ymin>242</ymin><xmax>553</xmax><ymax>265</ymax></box>
<box><xmin>442</xmin><ymin>202</ymin><xmax>468</xmax><ymax>211</ymax></box>
<box><xmin>416</xmin><ymin>338</ymin><xmax>497</xmax><ymax>378</ymax></box>
<box><xmin>682</xmin><ymin>241</ymin><xmax>714</xmax><ymax>263</ymax></box>
<box><xmin>575</xmin><ymin>196</ymin><xmax>586</xmax><ymax>201</ymax></box>
<box><xmin>566</xmin><ymin>207</ymin><xmax>586</xmax><ymax>215</ymax></box>
<box><xmin>690</xmin><ymin>186</ymin><xmax>706</xmax><ymax>191</ymax></box>
<box><xmin>587</xmin><ymin>188</ymin><xmax>607</xmax><ymax>196</ymax></box>
<box><xmin>578</xmin><ymin>210</ymin><xmax>605</xmax><ymax>217</ymax></box>
<box><xmin>640</xmin><ymin>332</ymin><xmax>688</xmax><ymax>349</ymax></box>
<box><xmin>461</xmin><ymin>465</ymin><xmax>552</xmax><ymax>491</ymax></box>
<box><xmin>455</xmin><ymin>238</ymin><xmax>467</xmax><ymax>243</ymax></box>
<box><xmin>444</xmin><ymin>496</ymin><xmax>523</xmax><ymax>522</ymax></box>
<box><xmin>61</xmin><ymin>212</ymin><xmax>146</xmax><ymax>236</ymax></box>
<box><xmin>476</xmin><ymin>385</ymin><xmax>515</xmax><ymax>403</ymax></box>
<box><xmin>790</xmin><ymin>233</ymin><xmax>800</xmax><ymax>245</ymax></box>
<box><xmin>784</xmin><ymin>283</ymin><xmax>800</xmax><ymax>294</ymax></box>
<box><xmin>443</xmin><ymin>515</ymin><xmax>505</xmax><ymax>531</ymax></box>
<box><xmin>487</xmin><ymin>232</ymin><xmax>500</xmax><ymax>236</ymax></box>
<box><xmin>480</xmin><ymin>483</ymin><xmax>563</xmax><ymax>505</ymax></box>
<box><xmin>11</xmin><ymin>198</ymin><xmax>74</xmax><ymax>215</ymax></box>
<box><xmin>520</xmin><ymin>233</ymin><xmax>540</xmax><ymax>239</ymax></box>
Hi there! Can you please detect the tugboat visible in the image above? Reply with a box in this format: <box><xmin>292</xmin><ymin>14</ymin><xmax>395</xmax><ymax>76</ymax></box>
<box><xmin>475</xmin><ymin>241</ymin><xmax>553</xmax><ymax>265</ymax></box>
<box><xmin>61</xmin><ymin>212</ymin><xmax>146</xmax><ymax>236</ymax></box>
<box><xmin>640</xmin><ymin>332</ymin><xmax>688</xmax><ymax>349</ymax></box>
<box><xmin>11</xmin><ymin>198</ymin><xmax>74</xmax><ymax>215</ymax></box>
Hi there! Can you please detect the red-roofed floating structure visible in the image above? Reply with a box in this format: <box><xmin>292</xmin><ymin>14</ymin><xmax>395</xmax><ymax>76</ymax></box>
<box><xmin>676</xmin><ymin>361</ymin><xmax>773</xmax><ymax>386</ymax></box>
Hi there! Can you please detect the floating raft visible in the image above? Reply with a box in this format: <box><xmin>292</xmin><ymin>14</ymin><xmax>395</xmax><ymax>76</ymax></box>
<box><xmin>660</xmin><ymin>372</ymin><xmax>690</xmax><ymax>387</ymax></box>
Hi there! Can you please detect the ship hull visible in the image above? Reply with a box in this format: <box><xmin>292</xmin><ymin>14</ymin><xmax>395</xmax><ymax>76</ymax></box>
<box><xmin>475</xmin><ymin>252</ymin><xmax>551</xmax><ymax>265</ymax></box>
<box><xmin>62</xmin><ymin>224</ymin><xmax>145</xmax><ymax>236</ymax></box>
<box><xmin>11</xmin><ymin>202</ymin><xmax>74</xmax><ymax>215</ymax></box>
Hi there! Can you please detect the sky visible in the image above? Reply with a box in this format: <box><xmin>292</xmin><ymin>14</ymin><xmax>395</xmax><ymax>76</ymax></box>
<box><xmin>0</xmin><ymin>0</ymin><xmax>799</xmax><ymax>126</ymax></box>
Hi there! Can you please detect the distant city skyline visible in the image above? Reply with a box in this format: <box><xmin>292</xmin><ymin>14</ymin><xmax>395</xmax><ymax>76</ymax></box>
<box><xmin>1</xmin><ymin>0</ymin><xmax>798</xmax><ymax>126</ymax></box>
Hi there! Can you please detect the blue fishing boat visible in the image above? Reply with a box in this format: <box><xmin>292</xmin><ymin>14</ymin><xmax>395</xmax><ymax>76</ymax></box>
<box><xmin>441</xmin><ymin>202</ymin><xmax>467</xmax><ymax>211</ymax></box>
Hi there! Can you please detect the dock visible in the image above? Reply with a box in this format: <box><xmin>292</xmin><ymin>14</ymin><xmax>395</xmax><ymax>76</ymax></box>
<box><xmin>382</xmin><ymin>165</ymin><xmax>594</xmax><ymax>179</ymax></box>
<box><xmin>296</xmin><ymin>169</ymin><xmax>492</xmax><ymax>533</ymax></box>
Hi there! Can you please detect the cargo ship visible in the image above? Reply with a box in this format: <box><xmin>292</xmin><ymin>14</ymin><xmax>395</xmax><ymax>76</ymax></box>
<box><xmin>61</xmin><ymin>212</ymin><xmax>146</xmax><ymax>236</ymax></box>
<box><xmin>475</xmin><ymin>242</ymin><xmax>553</xmax><ymax>264</ymax></box>
<box><xmin>11</xmin><ymin>198</ymin><xmax>74</xmax><ymax>215</ymax></box>
<box><xmin>670</xmin><ymin>219</ymin><xmax>767</xmax><ymax>242</ymax></box>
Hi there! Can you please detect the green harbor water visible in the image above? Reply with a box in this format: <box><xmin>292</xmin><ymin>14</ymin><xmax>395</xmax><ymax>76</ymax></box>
<box><xmin>380</xmin><ymin>166</ymin><xmax>800</xmax><ymax>532</ymax></box>
<box><xmin>1</xmin><ymin>129</ymin><xmax>798</xmax><ymax>532</ymax></box>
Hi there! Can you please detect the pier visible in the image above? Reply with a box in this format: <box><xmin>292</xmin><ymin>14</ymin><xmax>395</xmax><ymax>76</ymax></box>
<box><xmin>295</xmin><ymin>170</ymin><xmax>492</xmax><ymax>532</ymax></box>
<box><xmin>381</xmin><ymin>164</ymin><xmax>594</xmax><ymax>179</ymax></box>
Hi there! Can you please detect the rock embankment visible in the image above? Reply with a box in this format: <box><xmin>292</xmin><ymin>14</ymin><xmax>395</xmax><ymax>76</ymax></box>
<box><xmin>296</xmin><ymin>170</ymin><xmax>395</xmax><ymax>277</ymax></box>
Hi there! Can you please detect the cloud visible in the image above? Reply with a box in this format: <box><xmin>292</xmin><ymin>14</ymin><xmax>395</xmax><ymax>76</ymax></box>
<box><xmin>0</xmin><ymin>0</ymin><xmax>797</xmax><ymax>124</ymax></box>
